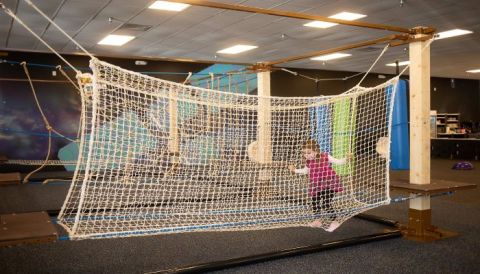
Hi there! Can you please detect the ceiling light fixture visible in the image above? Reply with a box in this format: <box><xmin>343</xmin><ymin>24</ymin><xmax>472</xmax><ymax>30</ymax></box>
<box><xmin>310</xmin><ymin>53</ymin><xmax>352</xmax><ymax>61</ymax></box>
<box><xmin>304</xmin><ymin>21</ymin><xmax>337</xmax><ymax>29</ymax></box>
<box><xmin>466</xmin><ymin>69</ymin><xmax>480</xmax><ymax>73</ymax></box>
<box><xmin>330</xmin><ymin>12</ymin><xmax>367</xmax><ymax>21</ymax></box>
<box><xmin>435</xmin><ymin>29</ymin><xmax>473</xmax><ymax>40</ymax></box>
<box><xmin>98</xmin><ymin>34</ymin><xmax>135</xmax><ymax>46</ymax></box>
<box><xmin>217</xmin><ymin>45</ymin><xmax>257</xmax><ymax>54</ymax></box>
<box><xmin>148</xmin><ymin>1</ymin><xmax>190</xmax><ymax>11</ymax></box>
<box><xmin>304</xmin><ymin>12</ymin><xmax>367</xmax><ymax>29</ymax></box>
<box><xmin>386</xmin><ymin>61</ymin><xmax>410</xmax><ymax>67</ymax></box>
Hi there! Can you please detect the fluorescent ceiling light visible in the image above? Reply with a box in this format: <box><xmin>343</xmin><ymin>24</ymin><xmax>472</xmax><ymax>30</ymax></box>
<box><xmin>466</xmin><ymin>69</ymin><xmax>480</xmax><ymax>73</ymax></box>
<box><xmin>304</xmin><ymin>21</ymin><xmax>337</xmax><ymax>29</ymax></box>
<box><xmin>98</xmin><ymin>34</ymin><xmax>135</xmax><ymax>46</ymax></box>
<box><xmin>217</xmin><ymin>45</ymin><xmax>257</xmax><ymax>54</ymax></box>
<box><xmin>311</xmin><ymin>53</ymin><xmax>351</xmax><ymax>61</ymax></box>
<box><xmin>435</xmin><ymin>29</ymin><xmax>473</xmax><ymax>40</ymax></box>
<box><xmin>330</xmin><ymin>12</ymin><xmax>367</xmax><ymax>21</ymax></box>
<box><xmin>148</xmin><ymin>1</ymin><xmax>190</xmax><ymax>11</ymax></box>
<box><xmin>386</xmin><ymin>61</ymin><xmax>410</xmax><ymax>67</ymax></box>
<box><xmin>304</xmin><ymin>12</ymin><xmax>366</xmax><ymax>29</ymax></box>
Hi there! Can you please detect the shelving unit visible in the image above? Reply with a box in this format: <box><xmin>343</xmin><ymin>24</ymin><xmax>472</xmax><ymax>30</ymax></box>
<box><xmin>434</xmin><ymin>113</ymin><xmax>466</xmax><ymax>138</ymax></box>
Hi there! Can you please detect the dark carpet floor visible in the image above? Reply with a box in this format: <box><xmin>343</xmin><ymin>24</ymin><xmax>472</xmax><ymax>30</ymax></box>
<box><xmin>0</xmin><ymin>159</ymin><xmax>478</xmax><ymax>274</ymax></box>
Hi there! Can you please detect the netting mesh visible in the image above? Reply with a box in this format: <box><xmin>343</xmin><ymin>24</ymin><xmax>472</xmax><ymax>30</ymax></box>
<box><xmin>57</xmin><ymin>59</ymin><xmax>398</xmax><ymax>239</ymax></box>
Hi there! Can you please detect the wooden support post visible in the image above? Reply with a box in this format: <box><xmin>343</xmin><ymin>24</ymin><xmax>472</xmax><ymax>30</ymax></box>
<box><xmin>257</xmin><ymin>71</ymin><xmax>272</xmax><ymax>163</ymax></box>
<box><xmin>405</xmin><ymin>34</ymin><xmax>456</xmax><ymax>241</ymax></box>
<box><xmin>409</xmin><ymin>34</ymin><xmax>431</xmax><ymax>188</ymax></box>
<box><xmin>169</xmin><ymin>87</ymin><xmax>179</xmax><ymax>154</ymax></box>
<box><xmin>407</xmin><ymin>34</ymin><xmax>432</xmax><ymax>240</ymax></box>
<box><xmin>257</xmin><ymin>71</ymin><xmax>272</xmax><ymax>195</ymax></box>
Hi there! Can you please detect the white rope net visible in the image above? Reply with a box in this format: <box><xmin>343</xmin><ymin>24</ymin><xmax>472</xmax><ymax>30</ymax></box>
<box><xmin>57</xmin><ymin>59</ymin><xmax>399</xmax><ymax>239</ymax></box>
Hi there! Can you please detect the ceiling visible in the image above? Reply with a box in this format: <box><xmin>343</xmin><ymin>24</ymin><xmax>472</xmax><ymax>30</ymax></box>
<box><xmin>1</xmin><ymin>0</ymin><xmax>479</xmax><ymax>79</ymax></box>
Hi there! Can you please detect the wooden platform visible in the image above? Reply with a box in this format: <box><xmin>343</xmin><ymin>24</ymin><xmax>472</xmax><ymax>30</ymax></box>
<box><xmin>0</xmin><ymin>212</ymin><xmax>58</xmax><ymax>247</ymax></box>
<box><xmin>390</xmin><ymin>179</ymin><xmax>477</xmax><ymax>194</ymax></box>
<box><xmin>0</xmin><ymin>172</ymin><xmax>21</xmax><ymax>185</ymax></box>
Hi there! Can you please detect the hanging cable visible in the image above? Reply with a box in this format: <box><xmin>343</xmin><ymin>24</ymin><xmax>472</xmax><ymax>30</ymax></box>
<box><xmin>56</xmin><ymin>65</ymin><xmax>81</xmax><ymax>93</ymax></box>
<box><xmin>355</xmin><ymin>43</ymin><xmax>390</xmax><ymax>87</ymax></box>
<box><xmin>21</xmin><ymin>62</ymin><xmax>76</xmax><ymax>183</ymax></box>
<box><xmin>182</xmin><ymin>72</ymin><xmax>192</xmax><ymax>85</ymax></box>
<box><xmin>22</xmin><ymin>131</ymin><xmax>52</xmax><ymax>183</ymax></box>
<box><xmin>209</xmin><ymin>72</ymin><xmax>215</xmax><ymax>89</ymax></box>
<box><xmin>279</xmin><ymin>68</ymin><xmax>364</xmax><ymax>82</ymax></box>
<box><xmin>21</xmin><ymin>62</ymin><xmax>75</xmax><ymax>142</ymax></box>
<box><xmin>23</xmin><ymin>0</ymin><xmax>95</xmax><ymax>60</ymax></box>
<box><xmin>56</xmin><ymin>65</ymin><xmax>84</xmax><ymax>139</ymax></box>
<box><xmin>397</xmin><ymin>38</ymin><xmax>435</xmax><ymax>77</ymax></box>
<box><xmin>0</xmin><ymin>3</ymin><xmax>80</xmax><ymax>74</ymax></box>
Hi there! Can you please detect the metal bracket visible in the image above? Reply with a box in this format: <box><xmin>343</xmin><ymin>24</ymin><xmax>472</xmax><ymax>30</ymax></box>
<box><xmin>248</xmin><ymin>63</ymin><xmax>272</xmax><ymax>72</ymax></box>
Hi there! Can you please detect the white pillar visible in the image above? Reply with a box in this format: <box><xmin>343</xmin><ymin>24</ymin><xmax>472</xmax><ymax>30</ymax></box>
<box><xmin>257</xmin><ymin>70</ymin><xmax>272</xmax><ymax>164</ymax></box>
<box><xmin>409</xmin><ymin>35</ymin><xmax>431</xmax><ymax>210</ymax></box>
<box><xmin>257</xmin><ymin>71</ymin><xmax>272</xmax><ymax>186</ymax></box>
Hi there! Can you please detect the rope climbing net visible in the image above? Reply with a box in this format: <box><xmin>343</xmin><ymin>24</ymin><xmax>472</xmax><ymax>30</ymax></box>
<box><xmin>57</xmin><ymin>59</ymin><xmax>399</xmax><ymax>239</ymax></box>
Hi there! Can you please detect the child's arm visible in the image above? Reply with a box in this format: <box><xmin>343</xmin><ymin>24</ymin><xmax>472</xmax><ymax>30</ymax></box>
<box><xmin>288</xmin><ymin>165</ymin><xmax>309</xmax><ymax>174</ymax></box>
<box><xmin>327</xmin><ymin>154</ymin><xmax>352</xmax><ymax>165</ymax></box>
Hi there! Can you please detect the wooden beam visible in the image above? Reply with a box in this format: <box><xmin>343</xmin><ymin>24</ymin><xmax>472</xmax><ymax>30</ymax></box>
<box><xmin>170</xmin><ymin>0</ymin><xmax>412</xmax><ymax>33</ymax></box>
<box><xmin>266</xmin><ymin>34</ymin><xmax>408</xmax><ymax>66</ymax></box>
<box><xmin>0</xmin><ymin>172</ymin><xmax>21</xmax><ymax>185</ymax></box>
<box><xmin>389</xmin><ymin>34</ymin><xmax>434</xmax><ymax>47</ymax></box>
<box><xmin>0</xmin><ymin>212</ymin><xmax>58</xmax><ymax>247</ymax></box>
<box><xmin>390</xmin><ymin>179</ymin><xmax>476</xmax><ymax>194</ymax></box>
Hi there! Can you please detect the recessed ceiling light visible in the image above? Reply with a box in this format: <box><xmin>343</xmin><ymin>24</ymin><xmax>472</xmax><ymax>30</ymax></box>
<box><xmin>217</xmin><ymin>45</ymin><xmax>258</xmax><ymax>54</ymax></box>
<box><xmin>304</xmin><ymin>21</ymin><xmax>337</xmax><ymax>29</ymax></box>
<box><xmin>311</xmin><ymin>53</ymin><xmax>351</xmax><ymax>61</ymax></box>
<box><xmin>330</xmin><ymin>12</ymin><xmax>367</xmax><ymax>21</ymax></box>
<box><xmin>386</xmin><ymin>61</ymin><xmax>410</xmax><ymax>67</ymax></box>
<box><xmin>98</xmin><ymin>34</ymin><xmax>135</xmax><ymax>46</ymax></box>
<box><xmin>304</xmin><ymin>11</ymin><xmax>367</xmax><ymax>29</ymax></box>
<box><xmin>466</xmin><ymin>69</ymin><xmax>480</xmax><ymax>73</ymax></box>
<box><xmin>148</xmin><ymin>1</ymin><xmax>190</xmax><ymax>11</ymax></box>
<box><xmin>435</xmin><ymin>29</ymin><xmax>473</xmax><ymax>40</ymax></box>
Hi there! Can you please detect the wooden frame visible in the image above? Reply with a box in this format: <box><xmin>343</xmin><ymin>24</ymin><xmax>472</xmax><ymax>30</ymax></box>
<box><xmin>170</xmin><ymin>0</ymin><xmax>420</xmax><ymax>33</ymax></box>
<box><xmin>167</xmin><ymin>1</ymin><xmax>477</xmax><ymax>243</ymax></box>
<box><xmin>266</xmin><ymin>34</ymin><xmax>409</xmax><ymax>66</ymax></box>
<box><xmin>0</xmin><ymin>172</ymin><xmax>21</xmax><ymax>185</ymax></box>
<box><xmin>0</xmin><ymin>212</ymin><xmax>58</xmax><ymax>247</ymax></box>
<box><xmin>391</xmin><ymin>179</ymin><xmax>476</xmax><ymax>194</ymax></box>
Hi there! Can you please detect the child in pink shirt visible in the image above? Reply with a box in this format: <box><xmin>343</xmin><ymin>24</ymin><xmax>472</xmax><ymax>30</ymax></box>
<box><xmin>289</xmin><ymin>139</ymin><xmax>349</xmax><ymax>232</ymax></box>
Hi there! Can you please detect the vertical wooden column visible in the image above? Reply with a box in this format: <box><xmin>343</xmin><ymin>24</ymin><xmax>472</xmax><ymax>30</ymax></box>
<box><xmin>408</xmin><ymin>34</ymin><xmax>431</xmax><ymax>238</ymax></box>
<box><xmin>257</xmin><ymin>71</ymin><xmax>272</xmax><ymax>193</ymax></box>
<box><xmin>257</xmin><ymin>70</ymin><xmax>272</xmax><ymax>163</ymax></box>
<box><xmin>169</xmin><ymin>86</ymin><xmax>179</xmax><ymax>154</ymax></box>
